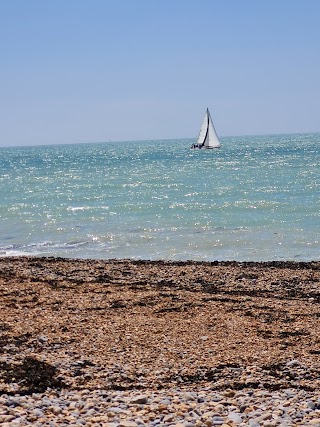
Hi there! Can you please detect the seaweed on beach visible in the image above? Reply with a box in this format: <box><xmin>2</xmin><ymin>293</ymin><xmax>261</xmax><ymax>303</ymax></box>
<box><xmin>0</xmin><ymin>357</ymin><xmax>65</xmax><ymax>394</ymax></box>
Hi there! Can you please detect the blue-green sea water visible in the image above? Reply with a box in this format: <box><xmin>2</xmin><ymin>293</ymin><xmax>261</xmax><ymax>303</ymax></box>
<box><xmin>0</xmin><ymin>134</ymin><xmax>319</xmax><ymax>261</ymax></box>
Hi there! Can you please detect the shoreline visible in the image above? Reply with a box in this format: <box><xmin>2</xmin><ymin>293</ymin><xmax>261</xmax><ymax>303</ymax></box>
<box><xmin>1</xmin><ymin>257</ymin><xmax>319</xmax><ymax>425</ymax></box>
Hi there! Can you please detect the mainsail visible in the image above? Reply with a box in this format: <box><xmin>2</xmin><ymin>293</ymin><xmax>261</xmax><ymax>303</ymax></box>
<box><xmin>195</xmin><ymin>108</ymin><xmax>221</xmax><ymax>149</ymax></box>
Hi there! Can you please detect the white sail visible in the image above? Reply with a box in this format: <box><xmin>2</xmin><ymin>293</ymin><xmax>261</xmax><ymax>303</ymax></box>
<box><xmin>195</xmin><ymin>108</ymin><xmax>221</xmax><ymax>149</ymax></box>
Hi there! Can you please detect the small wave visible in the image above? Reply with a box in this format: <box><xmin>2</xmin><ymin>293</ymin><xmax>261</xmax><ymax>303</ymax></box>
<box><xmin>67</xmin><ymin>206</ymin><xmax>87</xmax><ymax>212</ymax></box>
<box><xmin>0</xmin><ymin>240</ymin><xmax>90</xmax><ymax>257</ymax></box>
<box><xmin>63</xmin><ymin>241</ymin><xmax>89</xmax><ymax>248</ymax></box>
<box><xmin>67</xmin><ymin>206</ymin><xmax>109</xmax><ymax>212</ymax></box>
<box><xmin>0</xmin><ymin>249</ymin><xmax>33</xmax><ymax>257</ymax></box>
<box><xmin>0</xmin><ymin>241</ymin><xmax>55</xmax><ymax>257</ymax></box>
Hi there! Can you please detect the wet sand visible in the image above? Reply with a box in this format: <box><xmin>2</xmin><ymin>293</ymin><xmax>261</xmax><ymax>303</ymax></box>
<box><xmin>0</xmin><ymin>257</ymin><xmax>319</xmax><ymax>395</ymax></box>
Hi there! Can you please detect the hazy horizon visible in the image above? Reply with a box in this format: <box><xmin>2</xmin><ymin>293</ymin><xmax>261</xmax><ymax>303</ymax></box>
<box><xmin>1</xmin><ymin>130</ymin><xmax>319</xmax><ymax>150</ymax></box>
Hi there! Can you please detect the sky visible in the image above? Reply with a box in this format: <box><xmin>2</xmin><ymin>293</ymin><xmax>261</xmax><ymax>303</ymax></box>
<box><xmin>0</xmin><ymin>0</ymin><xmax>320</xmax><ymax>146</ymax></box>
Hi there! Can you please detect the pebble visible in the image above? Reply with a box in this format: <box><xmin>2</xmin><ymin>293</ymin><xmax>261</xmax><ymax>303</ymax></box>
<box><xmin>0</xmin><ymin>388</ymin><xmax>319</xmax><ymax>426</ymax></box>
<box><xmin>130</xmin><ymin>395</ymin><xmax>148</xmax><ymax>405</ymax></box>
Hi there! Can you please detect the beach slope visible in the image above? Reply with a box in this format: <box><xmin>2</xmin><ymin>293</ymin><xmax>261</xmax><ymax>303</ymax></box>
<box><xmin>0</xmin><ymin>257</ymin><xmax>319</xmax><ymax>394</ymax></box>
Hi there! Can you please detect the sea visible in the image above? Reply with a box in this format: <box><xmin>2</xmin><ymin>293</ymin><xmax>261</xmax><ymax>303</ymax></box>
<box><xmin>0</xmin><ymin>133</ymin><xmax>319</xmax><ymax>262</ymax></box>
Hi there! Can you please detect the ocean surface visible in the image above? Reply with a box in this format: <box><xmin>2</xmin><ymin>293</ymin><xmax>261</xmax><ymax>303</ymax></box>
<box><xmin>0</xmin><ymin>134</ymin><xmax>319</xmax><ymax>261</ymax></box>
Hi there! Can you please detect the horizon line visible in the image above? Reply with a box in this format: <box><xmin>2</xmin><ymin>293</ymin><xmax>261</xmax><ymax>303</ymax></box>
<box><xmin>0</xmin><ymin>130</ymin><xmax>319</xmax><ymax>149</ymax></box>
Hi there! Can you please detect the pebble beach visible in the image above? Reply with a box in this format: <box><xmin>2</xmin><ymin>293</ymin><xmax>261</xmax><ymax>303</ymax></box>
<box><xmin>1</xmin><ymin>387</ymin><xmax>320</xmax><ymax>426</ymax></box>
<box><xmin>0</xmin><ymin>257</ymin><xmax>319</xmax><ymax>426</ymax></box>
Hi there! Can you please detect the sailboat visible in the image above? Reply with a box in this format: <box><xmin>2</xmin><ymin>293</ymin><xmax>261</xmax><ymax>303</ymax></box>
<box><xmin>191</xmin><ymin>108</ymin><xmax>221</xmax><ymax>149</ymax></box>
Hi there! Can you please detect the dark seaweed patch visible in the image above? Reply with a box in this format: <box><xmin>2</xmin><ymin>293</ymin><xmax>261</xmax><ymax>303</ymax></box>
<box><xmin>0</xmin><ymin>357</ymin><xmax>65</xmax><ymax>394</ymax></box>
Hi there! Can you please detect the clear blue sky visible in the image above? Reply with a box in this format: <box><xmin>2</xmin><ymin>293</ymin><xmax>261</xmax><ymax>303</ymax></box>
<box><xmin>1</xmin><ymin>0</ymin><xmax>319</xmax><ymax>146</ymax></box>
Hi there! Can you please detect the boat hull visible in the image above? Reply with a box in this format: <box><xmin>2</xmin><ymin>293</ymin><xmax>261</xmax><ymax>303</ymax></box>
<box><xmin>191</xmin><ymin>145</ymin><xmax>220</xmax><ymax>150</ymax></box>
